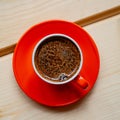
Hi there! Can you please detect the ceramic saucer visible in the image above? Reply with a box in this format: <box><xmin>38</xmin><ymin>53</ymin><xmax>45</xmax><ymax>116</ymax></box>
<box><xmin>13</xmin><ymin>20</ymin><xmax>100</xmax><ymax>107</ymax></box>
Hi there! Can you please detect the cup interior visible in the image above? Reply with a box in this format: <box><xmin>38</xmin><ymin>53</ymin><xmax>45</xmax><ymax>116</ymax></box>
<box><xmin>32</xmin><ymin>34</ymin><xmax>83</xmax><ymax>85</ymax></box>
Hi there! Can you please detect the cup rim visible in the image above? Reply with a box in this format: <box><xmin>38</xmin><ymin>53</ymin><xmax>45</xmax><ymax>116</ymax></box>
<box><xmin>32</xmin><ymin>33</ymin><xmax>83</xmax><ymax>85</ymax></box>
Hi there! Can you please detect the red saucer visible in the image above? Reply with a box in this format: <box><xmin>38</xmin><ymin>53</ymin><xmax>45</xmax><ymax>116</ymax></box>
<box><xmin>13</xmin><ymin>20</ymin><xmax>100</xmax><ymax>107</ymax></box>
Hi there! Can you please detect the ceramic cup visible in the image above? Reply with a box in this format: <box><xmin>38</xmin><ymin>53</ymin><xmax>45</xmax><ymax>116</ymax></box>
<box><xmin>32</xmin><ymin>34</ymin><xmax>89</xmax><ymax>89</ymax></box>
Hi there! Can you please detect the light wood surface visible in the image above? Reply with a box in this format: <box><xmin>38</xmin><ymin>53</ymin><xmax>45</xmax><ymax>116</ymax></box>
<box><xmin>0</xmin><ymin>0</ymin><xmax>120</xmax><ymax>49</ymax></box>
<box><xmin>0</xmin><ymin>15</ymin><xmax>120</xmax><ymax>120</ymax></box>
<box><xmin>0</xmin><ymin>6</ymin><xmax>120</xmax><ymax>57</ymax></box>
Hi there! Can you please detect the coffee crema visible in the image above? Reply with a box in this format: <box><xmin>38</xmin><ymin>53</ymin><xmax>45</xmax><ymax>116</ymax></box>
<box><xmin>34</xmin><ymin>36</ymin><xmax>81</xmax><ymax>82</ymax></box>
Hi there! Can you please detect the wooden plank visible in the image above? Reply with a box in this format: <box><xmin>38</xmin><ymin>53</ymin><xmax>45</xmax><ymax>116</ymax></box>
<box><xmin>0</xmin><ymin>44</ymin><xmax>16</xmax><ymax>57</ymax></box>
<box><xmin>0</xmin><ymin>6</ymin><xmax>120</xmax><ymax>57</ymax></box>
<box><xmin>0</xmin><ymin>14</ymin><xmax>120</xmax><ymax>120</ymax></box>
<box><xmin>1</xmin><ymin>0</ymin><xmax>119</xmax><ymax>49</ymax></box>
<box><xmin>75</xmin><ymin>6</ymin><xmax>120</xmax><ymax>26</ymax></box>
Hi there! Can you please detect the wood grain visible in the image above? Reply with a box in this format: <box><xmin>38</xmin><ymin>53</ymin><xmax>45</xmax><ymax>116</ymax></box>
<box><xmin>0</xmin><ymin>0</ymin><xmax>119</xmax><ymax>49</ymax></box>
<box><xmin>0</xmin><ymin>15</ymin><xmax>120</xmax><ymax>120</ymax></box>
<box><xmin>0</xmin><ymin>6</ymin><xmax>120</xmax><ymax>57</ymax></box>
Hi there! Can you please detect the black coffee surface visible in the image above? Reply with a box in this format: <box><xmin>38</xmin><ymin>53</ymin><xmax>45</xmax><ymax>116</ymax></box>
<box><xmin>34</xmin><ymin>36</ymin><xmax>81</xmax><ymax>82</ymax></box>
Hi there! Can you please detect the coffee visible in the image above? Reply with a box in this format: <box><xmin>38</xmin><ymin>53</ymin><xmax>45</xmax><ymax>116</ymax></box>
<box><xmin>34</xmin><ymin>36</ymin><xmax>81</xmax><ymax>82</ymax></box>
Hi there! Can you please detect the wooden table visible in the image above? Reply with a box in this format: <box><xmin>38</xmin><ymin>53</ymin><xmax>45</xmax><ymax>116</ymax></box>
<box><xmin>0</xmin><ymin>1</ymin><xmax>120</xmax><ymax>120</ymax></box>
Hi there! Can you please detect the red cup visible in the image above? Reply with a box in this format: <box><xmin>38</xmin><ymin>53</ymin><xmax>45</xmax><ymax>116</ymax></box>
<box><xmin>32</xmin><ymin>33</ymin><xmax>89</xmax><ymax>89</ymax></box>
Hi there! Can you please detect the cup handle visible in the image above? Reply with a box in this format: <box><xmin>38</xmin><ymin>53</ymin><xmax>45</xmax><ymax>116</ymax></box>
<box><xmin>72</xmin><ymin>76</ymin><xmax>89</xmax><ymax>89</ymax></box>
<box><xmin>77</xmin><ymin>76</ymin><xmax>89</xmax><ymax>89</ymax></box>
